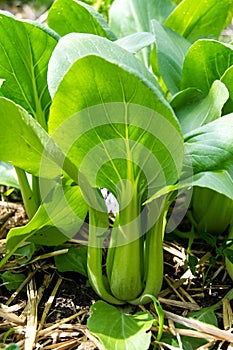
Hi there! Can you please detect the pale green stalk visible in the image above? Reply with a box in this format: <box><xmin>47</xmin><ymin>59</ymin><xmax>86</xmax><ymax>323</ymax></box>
<box><xmin>87</xmin><ymin>206</ymin><xmax>124</xmax><ymax>305</ymax></box>
<box><xmin>130</xmin><ymin>202</ymin><xmax>167</xmax><ymax>305</ymax></box>
<box><xmin>15</xmin><ymin>167</ymin><xmax>38</xmax><ymax>219</ymax></box>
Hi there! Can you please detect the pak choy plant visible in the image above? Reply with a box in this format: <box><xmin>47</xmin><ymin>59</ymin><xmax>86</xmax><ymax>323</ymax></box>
<box><xmin>166</xmin><ymin>35</ymin><xmax>233</xmax><ymax>237</ymax></box>
<box><xmin>148</xmin><ymin>0</ymin><xmax>233</xmax><ymax>283</ymax></box>
<box><xmin>0</xmin><ymin>0</ymin><xmax>233</xmax><ymax>309</ymax></box>
<box><xmin>108</xmin><ymin>0</ymin><xmax>233</xmax><ymax>238</ymax></box>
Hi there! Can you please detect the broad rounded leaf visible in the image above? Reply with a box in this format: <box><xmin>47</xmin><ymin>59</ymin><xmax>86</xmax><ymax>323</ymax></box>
<box><xmin>87</xmin><ymin>300</ymin><xmax>154</xmax><ymax>350</ymax></box>
<box><xmin>48</xmin><ymin>56</ymin><xmax>183</xmax><ymax>199</ymax></box>
<box><xmin>0</xmin><ymin>98</ymin><xmax>57</xmax><ymax>176</ymax></box>
<box><xmin>146</xmin><ymin>169</ymin><xmax>233</xmax><ymax>205</ymax></box>
<box><xmin>47</xmin><ymin>0</ymin><xmax>115</xmax><ymax>39</ymax></box>
<box><xmin>47</xmin><ymin>33</ymin><xmax>164</xmax><ymax>99</ymax></box>
<box><xmin>190</xmin><ymin>167</ymin><xmax>233</xmax><ymax>201</ymax></box>
<box><xmin>165</xmin><ymin>0</ymin><xmax>232</xmax><ymax>43</ymax></box>
<box><xmin>171</xmin><ymin>80</ymin><xmax>229</xmax><ymax>134</ymax></box>
<box><xmin>6</xmin><ymin>183</ymin><xmax>88</xmax><ymax>251</ymax></box>
<box><xmin>184</xmin><ymin>114</ymin><xmax>233</xmax><ymax>174</ymax></box>
<box><xmin>0</xmin><ymin>271</ymin><xmax>26</xmax><ymax>291</ymax></box>
<box><xmin>0</xmin><ymin>12</ymin><xmax>58</xmax><ymax>125</ymax></box>
<box><xmin>181</xmin><ymin>40</ymin><xmax>233</xmax><ymax>95</ymax></box>
<box><xmin>48</xmin><ymin>46</ymin><xmax>176</xmax><ymax>129</ymax></box>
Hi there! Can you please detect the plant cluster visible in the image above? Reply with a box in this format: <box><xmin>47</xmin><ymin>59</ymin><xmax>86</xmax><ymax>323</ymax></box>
<box><xmin>0</xmin><ymin>0</ymin><xmax>233</xmax><ymax>348</ymax></box>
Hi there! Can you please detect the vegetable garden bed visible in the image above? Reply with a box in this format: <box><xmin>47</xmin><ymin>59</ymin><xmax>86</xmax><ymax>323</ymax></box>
<box><xmin>0</xmin><ymin>0</ymin><xmax>233</xmax><ymax>349</ymax></box>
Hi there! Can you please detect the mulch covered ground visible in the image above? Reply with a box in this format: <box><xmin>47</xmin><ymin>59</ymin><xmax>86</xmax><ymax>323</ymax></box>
<box><xmin>0</xmin><ymin>190</ymin><xmax>233</xmax><ymax>349</ymax></box>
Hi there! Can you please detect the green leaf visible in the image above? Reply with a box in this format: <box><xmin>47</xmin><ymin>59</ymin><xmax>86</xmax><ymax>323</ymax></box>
<box><xmin>181</xmin><ymin>169</ymin><xmax>233</xmax><ymax>202</ymax></box>
<box><xmin>181</xmin><ymin>40</ymin><xmax>233</xmax><ymax>95</ymax></box>
<box><xmin>184</xmin><ymin>114</ymin><xmax>233</xmax><ymax>175</ymax></box>
<box><xmin>47</xmin><ymin>32</ymin><xmax>164</xmax><ymax>100</ymax></box>
<box><xmin>54</xmin><ymin>246</ymin><xmax>88</xmax><ymax>277</ymax></box>
<box><xmin>13</xmin><ymin>210</ymin><xmax>68</xmax><ymax>247</ymax></box>
<box><xmin>15</xmin><ymin>243</ymin><xmax>35</xmax><ymax>264</ymax></box>
<box><xmin>165</xmin><ymin>0</ymin><xmax>232</xmax><ymax>43</ymax></box>
<box><xmin>193</xmin><ymin>170</ymin><xmax>232</xmax><ymax>203</ymax></box>
<box><xmin>48</xmin><ymin>34</ymin><xmax>177</xmax><ymax>130</ymax></box>
<box><xmin>221</xmin><ymin>65</ymin><xmax>233</xmax><ymax>114</ymax></box>
<box><xmin>171</xmin><ymin>80</ymin><xmax>229</xmax><ymax>134</ymax></box>
<box><xmin>0</xmin><ymin>12</ymin><xmax>58</xmax><ymax>127</ymax></box>
<box><xmin>161</xmin><ymin>330</ymin><xmax>211</xmax><ymax>349</ymax></box>
<box><xmin>109</xmin><ymin>0</ymin><xmax>175</xmax><ymax>65</ymax></box>
<box><xmin>188</xmin><ymin>308</ymin><xmax>218</xmax><ymax>328</ymax></box>
<box><xmin>1</xmin><ymin>182</ymin><xmax>88</xmax><ymax>268</ymax></box>
<box><xmin>109</xmin><ymin>0</ymin><xmax>175</xmax><ymax>36</ymax></box>
<box><xmin>48</xmin><ymin>58</ymin><xmax>183</xmax><ymax>197</ymax></box>
<box><xmin>0</xmin><ymin>161</ymin><xmax>19</xmax><ymax>188</ymax></box>
<box><xmin>151</xmin><ymin>20</ymin><xmax>190</xmax><ymax>94</ymax></box>
<box><xmin>147</xmin><ymin>142</ymin><xmax>233</xmax><ymax>206</ymax></box>
<box><xmin>4</xmin><ymin>345</ymin><xmax>20</xmax><ymax>350</ymax></box>
<box><xmin>115</xmin><ymin>32</ymin><xmax>155</xmax><ymax>53</ymax></box>
<box><xmin>47</xmin><ymin>0</ymin><xmax>115</xmax><ymax>39</ymax></box>
<box><xmin>0</xmin><ymin>271</ymin><xmax>26</xmax><ymax>291</ymax></box>
<box><xmin>0</xmin><ymin>98</ymin><xmax>60</xmax><ymax>177</ymax></box>
<box><xmin>87</xmin><ymin>300</ymin><xmax>154</xmax><ymax>350</ymax></box>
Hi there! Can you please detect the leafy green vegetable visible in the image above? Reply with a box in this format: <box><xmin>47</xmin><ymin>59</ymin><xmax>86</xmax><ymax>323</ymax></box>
<box><xmin>165</xmin><ymin>0</ymin><xmax>232</xmax><ymax>43</ymax></box>
<box><xmin>0</xmin><ymin>12</ymin><xmax>58</xmax><ymax>128</ymax></box>
<box><xmin>47</xmin><ymin>32</ymin><xmax>165</xmax><ymax>101</ymax></box>
<box><xmin>0</xmin><ymin>271</ymin><xmax>25</xmax><ymax>291</ymax></box>
<box><xmin>48</xmin><ymin>67</ymin><xmax>183</xmax><ymax>303</ymax></box>
<box><xmin>54</xmin><ymin>246</ymin><xmax>88</xmax><ymax>277</ymax></box>
<box><xmin>4</xmin><ymin>181</ymin><xmax>87</xmax><ymax>251</ymax></box>
<box><xmin>15</xmin><ymin>243</ymin><xmax>35</xmax><ymax>264</ymax></box>
<box><xmin>47</xmin><ymin>0</ymin><xmax>115</xmax><ymax>39</ymax></box>
<box><xmin>0</xmin><ymin>1</ymin><xmax>233</xmax><ymax>347</ymax></box>
<box><xmin>171</xmin><ymin>80</ymin><xmax>229</xmax><ymax>134</ymax></box>
<box><xmin>0</xmin><ymin>98</ymin><xmax>58</xmax><ymax>178</ymax></box>
<box><xmin>183</xmin><ymin>115</ymin><xmax>233</xmax><ymax>175</ymax></box>
<box><xmin>181</xmin><ymin>40</ymin><xmax>233</xmax><ymax>95</ymax></box>
<box><xmin>0</xmin><ymin>0</ymin><xmax>232</xmax><ymax>314</ymax></box>
<box><xmin>0</xmin><ymin>11</ymin><xmax>58</xmax><ymax>217</ymax></box>
<box><xmin>87</xmin><ymin>300</ymin><xmax>154</xmax><ymax>350</ymax></box>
